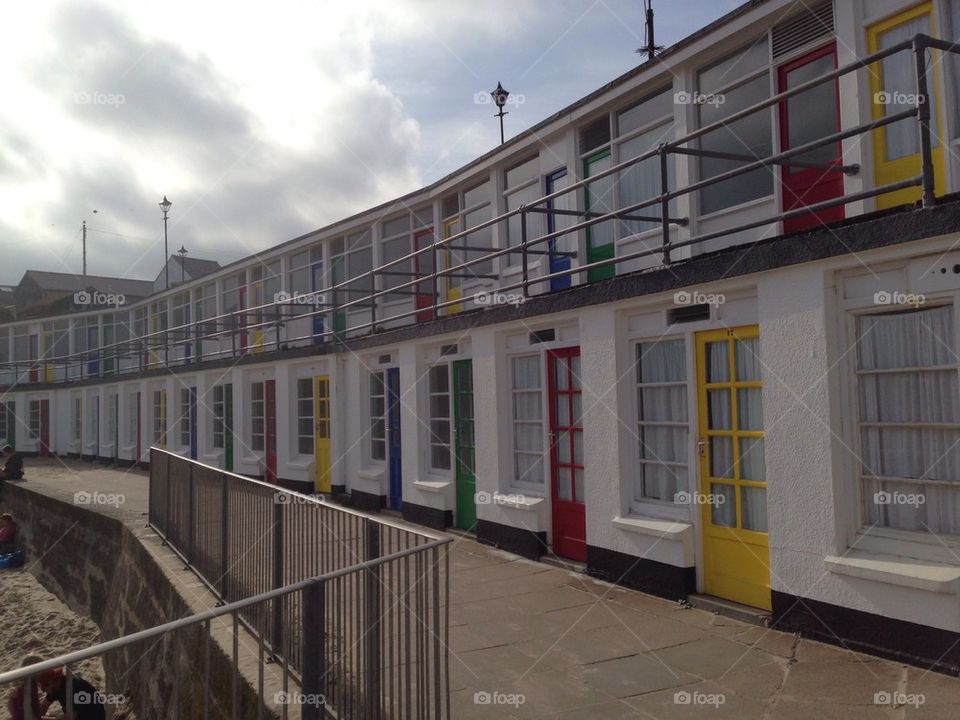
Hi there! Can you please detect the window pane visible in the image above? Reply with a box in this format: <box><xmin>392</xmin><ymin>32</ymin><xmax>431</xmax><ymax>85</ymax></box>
<box><xmin>698</xmin><ymin>74</ymin><xmax>773</xmax><ymax>214</ymax></box>
<box><xmin>617</xmin><ymin>88</ymin><xmax>673</xmax><ymax>136</ymax></box>
<box><xmin>639</xmin><ymin>340</ymin><xmax>686</xmax><ymax>383</ymax></box>
<box><xmin>506</xmin><ymin>157</ymin><xmax>539</xmax><ymax>188</ymax></box>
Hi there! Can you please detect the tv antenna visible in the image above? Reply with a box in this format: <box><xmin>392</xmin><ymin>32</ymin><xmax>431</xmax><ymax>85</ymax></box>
<box><xmin>637</xmin><ymin>1</ymin><xmax>664</xmax><ymax>60</ymax></box>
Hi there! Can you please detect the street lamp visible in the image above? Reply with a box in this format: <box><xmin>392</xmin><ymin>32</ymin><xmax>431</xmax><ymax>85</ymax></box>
<box><xmin>159</xmin><ymin>195</ymin><xmax>172</xmax><ymax>289</ymax></box>
<box><xmin>177</xmin><ymin>245</ymin><xmax>188</xmax><ymax>284</ymax></box>
<box><xmin>491</xmin><ymin>82</ymin><xmax>509</xmax><ymax>145</ymax></box>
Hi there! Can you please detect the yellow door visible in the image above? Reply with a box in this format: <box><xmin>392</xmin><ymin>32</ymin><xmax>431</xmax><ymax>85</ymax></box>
<box><xmin>314</xmin><ymin>375</ymin><xmax>331</xmax><ymax>493</ymax></box>
<box><xmin>444</xmin><ymin>218</ymin><xmax>462</xmax><ymax>315</ymax></box>
<box><xmin>43</xmin><ymin>332</ymin><xmax>53</xmax><ymax>382</ymax></box>
<box><xmin>696</xmin><ymin>326</ymin><xmax>770</xmax><ymax>610</ymax></box>
<box><xmin>251</xmin><ymin>280</ymin><xmax>264</xmax><ymax>352</ymax></box>
<box><xmin>868</xmin><ymin>2</ymin><xmax>945</xmax><ymax>209</ymax></box>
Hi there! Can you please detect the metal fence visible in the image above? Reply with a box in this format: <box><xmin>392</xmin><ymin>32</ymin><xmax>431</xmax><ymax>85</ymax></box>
<box><xmin>0</xmin><ymin>450</ymin><xmax>452</xmax><ymax>720</ymax></box>
<box><xmin>3</xmin><ymin>34</ymin><xmax>958</xmax><ymax>385</ymax></box>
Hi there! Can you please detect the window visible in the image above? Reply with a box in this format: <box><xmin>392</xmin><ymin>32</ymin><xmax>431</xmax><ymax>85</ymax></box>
<box><xmin>296</xmin><ymin>378</ymin><xmax>314</xmax><ymax>455</ymax></box>
<box><xmin>107</xmin><ymin>394</ymin><xmax>118</xmax><ymax>446</ymax></box>
<box><xmin>287</xmin><ymin>250</ymin><xmax>319</xmax><ymax>316</ymax></box>
<box><xmin>251</xmin><ymin>381</ymin><xmax>265</xmax><ymax>452</ymax></box>
<box><xmin>150</xmin><ymin>301</ymin><xmax>168</xmax><ymax>363</ymax></box>
<box><xmin>381</xmin><ymin>214</ymin><xmax>412</xmax><ymax>302</ymax></box>
<box><xmin>635</xmin><ymin>340</ymin><xmax>688</xmax><ymax>504</ymax></box>
<box><xmin>948</xmin><ymin>0</ymin><xmax>960</xmax><ymax>130</ymax></box>
<box><xmin>369</xmin><ymin>370</ymin><xmax>386</xmax><ymax>461</ymax></box>
<box><xmin>73</xmin><ymin>398</ymin><xmax>82</xmax><ymax>443</ymax></box>
<box><xmin>200</xmin><ymin>283</ymin><xmax>217</xmax><ymax>336</ymax></box>
<box><xmin>179</xmin><ymin>388</ymin><xmax>192</xmax><ymax>447</ymax></box>
<box><xmin>126</xmin><ymin>394</ymin><xmax>137</xmax><ymax>444</ymax></box>
<box><xmin>28</xmin><ymin>400</ymin><xmax>40</xmax><ymax>440</ymax></box>
<box><xmin>0</xmin><ymin>401</ymin><xmax>12</xmax><ymax>445</ymax></box>
<box><xmin>152</xmin><ymin>390</ymin><xmax>166</xmax><ymax>445</ymax></box>
<box><xmin>133</xmin><ymin>308</ymin><xmax>148</xmax><ymax>361</ymax></box>
<box><xmin>330</xmin><ymin>230</ymin><xmax>373</xmax><ymax>320</ymax></box>
<box><xmin>428</xmin><ymin>365</ymin><xmax>451</xmax><ymax>470</ymax></box>
<box><xmin>503</xmin><ymin>157</ymin><xmax>540</xmax><ymax>267</ymax></box>
<box><xmin>222</xmin><ymin>272</ymin><xmax>245</xmax><ymax>336</ymax></box>
<box><xmin>212</xmin><ymin>385</ymin><xmax>225</xmax><ymax>449</ymax></box>
<box><xmin>442</xmin><ymin>180</ymin><xmax>493</xmax><ymax>280</ymax></box>
<box><xmin>697</xmin><ymin>42</ymin><xmax>773</xmax><ymax>214</ymax></box>
<box><xmin>511</xmin><ymin>355</ymin><xmax>544</xmax><ymax>485</ymax></box>
<box><xmin>616</xmin><ymin>88</ymin><xmax>676</xmax><ymax>236</ymax></box>
<box><xmin>856</xmin><ymin>305</ymin><xmax>960</xmax><ymax>535</ymax></box>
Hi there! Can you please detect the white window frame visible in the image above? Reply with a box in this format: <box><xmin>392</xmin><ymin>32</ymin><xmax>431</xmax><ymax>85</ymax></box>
<box><xmin>369</xmin><ymin>370</ymin><xmax>387</xmax><ymax>462</ymax></box>
<box><xmin>427</xmin><ymin>363</ymin><xmax>452</xmax><ymax>473</ymax></box>
<box><xmin>152</xmin><ymin>390</ymin><xmax>166</xmax><ymax>445</ymax></box>
<box><xmin>250</xmin><ymin>381</ymin><xmax>265</xmax><ymax>453</ymax></box>
<box><xmin>632</xmin><ymin>337</ymin><xmax>691</xmax><ymax>513</ymax></box>
<box><xmin>73</xmin><ymin>397</ymin><xmax>82</xmax><ymax>443</ymax></box>
<box><xmin>502</xmin><ymin>156</ymin><xmax>541</xmax><ymax>268</ymax></box>
<box><xmin>509</xmin><ymin>352</ymin><xmax>546</xmax><ymax>492</ymax></box>
<box><xmin>212</xmin><ymin>385</ymin><xmax>225</xmax><ymax>450</ymax></box>
<box><xmin>296</xmin><ymin>377</ymin><xmax>314</xmax><ymax>457</ymax></box>
<box><xmin>179</xmin><ymin>387</ymin><xmax>192</xmax><ymax>448</ymax></box>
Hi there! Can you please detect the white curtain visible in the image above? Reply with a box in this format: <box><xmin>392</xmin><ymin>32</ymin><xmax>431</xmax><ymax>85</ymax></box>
<box><xmin>512</xmin><ymin>356</ymin><xmax>544</xmax><ymax>484</ymax></box>
<box><xmin>879</xmin><ymin>14</ymin><xmax>937</xmax><ymax>160</ymax></box>
<box><xmin>858</xmin><ymin>306</ymin><xmax>960</xmax><ymax>534</ymax></box>
<box><xmin>636</xmin><ymin>340</ymin><xmax>688</xmax><ymax>502</ymax></box>
<box><xmin>618</xmin><ymin>122</ymin><xmax>676</xmax><ymax>236</ymax></box>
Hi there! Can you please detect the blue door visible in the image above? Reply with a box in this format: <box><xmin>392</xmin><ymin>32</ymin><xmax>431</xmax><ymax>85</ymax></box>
<box><xmin>547</xmin><ymin>169</ymin><xmax>572</xmax><ymax>291</ymax></box>
<box><xmin>311</xmin><ymin>262</ymin><xmax>325</xmax><ymax>344</ymax></box>
<box><xmin>189</xmin><ymin>387</ymin><xmax>198</xmax><ymax>460</ymax></box>
<box><xmin>386</xmin><ymin>367</ymin><xmax>402</xmax><ymax>510</ymax></box>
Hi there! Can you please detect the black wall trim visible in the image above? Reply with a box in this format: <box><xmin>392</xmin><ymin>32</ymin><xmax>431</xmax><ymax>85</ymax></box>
<box><xmin>277</xmin><ymin>477</ymin><xmax>313</xmax><ymax>495</ymax></box>
<box><xmin>350</xmin><ymin>489</ymin><xmax>385</xmax><ymax>513</ymax></box>
<box><xmin>402</xmin><ymin>502</ymin><xmax>451</xmax><ymax>531</ymax></box>
<box><xmin>476</xmin><ymin>519</ymin><xmax>546</xmax><ymax>561</ymax></box>
<box><xmin>586</xmin><ymin>545</ymin><xmax>695</xmax><ymax>602</ymax></box>
<box><xmin>771</xmin><ymin>590</ymin><xmax>960</xmax><ymax>676</ymax></box>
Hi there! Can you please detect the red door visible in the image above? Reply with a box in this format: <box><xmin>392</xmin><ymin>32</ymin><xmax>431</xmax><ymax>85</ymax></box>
<box><xmin>39</xmin><ymin>399</ymin><xmax>50</xmax><ymax>456</ymax></box>
<box><xmin>548</xmin><ymin>347</ymin><xmax>586</xmax><ymax>562</ymax></box>
<box><xmin>265</xmin><ymin>379</ymin><xmax>277</xmax><ymax>484</ymax></box>
<box><xmin>414</xmin><ymin>228</ymin><xmax>436</xmax><ymax>323</ymax></box>
<box><xmin>778</xmin><ymin>43</ymin><xmax>844</xmax><ymax>234</ymax></box>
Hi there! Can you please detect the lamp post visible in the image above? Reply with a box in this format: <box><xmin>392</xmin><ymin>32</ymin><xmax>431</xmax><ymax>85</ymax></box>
<box><xmin>177</xmin><ymin>245</ymin><xmax>188</xmax><ymax>284</ymax></box>
<box><xmin>491</xmin><ymin>82</ymin><xmax>509</xmax><ymax>145</ymax></box>
<box><xmin>159</xmin><ymin>195</ymin><xmax>172</xmax><ymax>289</ymax></box>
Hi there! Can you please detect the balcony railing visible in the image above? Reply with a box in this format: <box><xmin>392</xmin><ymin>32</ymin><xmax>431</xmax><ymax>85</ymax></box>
<box><xmin>1</xmin><ymin>34</ymin><xmax>955</xmax><ymax>387</ymax></box>
<box><xmin>0</xmin><ymin>449</ymin><xmax>452</xmax><ymax>719</ymax></box>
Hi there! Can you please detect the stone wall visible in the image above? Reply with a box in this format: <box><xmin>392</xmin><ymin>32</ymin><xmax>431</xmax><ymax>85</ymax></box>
<box><xmin>2</xmin><ymin>482</ymin><xmax>278</xmax><ymax>720</ymax></box>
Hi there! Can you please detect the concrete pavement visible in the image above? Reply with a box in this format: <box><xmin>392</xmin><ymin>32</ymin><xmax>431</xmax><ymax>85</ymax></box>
<box><xmin>7</xmin><ymin>458</ymin><xmax>960</xmax><ymax>719</ymax></box>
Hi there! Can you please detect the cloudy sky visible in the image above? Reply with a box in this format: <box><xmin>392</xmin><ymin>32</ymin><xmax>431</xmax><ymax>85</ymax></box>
<box><xmin>0</xmin><ymin>0</ymin><xmax>743</xmax><ymax>286</ymax></box>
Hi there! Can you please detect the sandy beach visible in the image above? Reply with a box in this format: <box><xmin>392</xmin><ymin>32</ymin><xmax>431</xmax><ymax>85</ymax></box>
<box><xmin>0</xmin><ymin>567</ymin><xmax>106</xmax><ymax>719</ymax></box>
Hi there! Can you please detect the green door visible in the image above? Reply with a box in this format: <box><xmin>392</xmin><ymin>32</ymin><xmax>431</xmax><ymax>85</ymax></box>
<box><xmin>224</xmin><ymin>383</ymin><xmax>234</xmax><ymax>472</ymax></box>
<box><xmin>453</xmin><ymin>360</ymin><xmax>477</xmax><ymax>530</ymax></box>
<box><xmin>584</xmin><ymin>149</ymin><xmax>615</xmax><ymax>283</ymax></box>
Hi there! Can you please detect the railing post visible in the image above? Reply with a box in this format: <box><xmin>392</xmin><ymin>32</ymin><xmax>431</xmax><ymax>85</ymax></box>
<box><xmin>186</xmin><ymin>460</ymin><xmax>195</xmax><ymax>567</ymax></box>
<box><xmin>914</xmin><ymin>36</ymin><xmax>936</xmax><ymax>207</ymax></box>
<box><xmin>520</xmin><ymin>204</ymin><xmax>530</xmax><ymax>298</ymax></box>
<box><xmin>275</xmin><ymin>303</ymin><xmax>281</xmax><ymax>351</ymax></box>
<box><xmin>219</xmin><ymin>472</ymin><xmax>229</xmax><ymax>599</ymax></box>
<box><xmin>272</xmin><ymin>495</ymin><xmax>285</xmax><ymax>654</ymax></box>
<box><xmin>301</xmin><ymin>579</ymin><xmax>327</xmax><ymax>720</ymax></box>
<box><xmin>370</xmin><ymin>277</ymin><xmax>378</xmax><ymax>333</ymax></box>
<box><xmin>659</xmin><ymin>143</ymin><xmax>672</xmax><ymax>263</ymax></box>
<box><xmin>165</xmin><ymin>451</ymin><xmax>172</xmax><ymax>539</ymax></box>
<box><xmin>430</xmin><ymin>236</ymin><xmax>439</xmax><ymax>320</ymax></box>
<box><xmin>365</xmin><ymin>518</ymin><xmax>382</xmax><ymax>719</ymax></box>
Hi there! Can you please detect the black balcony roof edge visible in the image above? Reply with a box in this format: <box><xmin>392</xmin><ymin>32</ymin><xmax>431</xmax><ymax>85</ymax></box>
<box><xmin>7</xmin><ymin>195</ymin><xmax>960</xmax><ymax>392</ymax></box>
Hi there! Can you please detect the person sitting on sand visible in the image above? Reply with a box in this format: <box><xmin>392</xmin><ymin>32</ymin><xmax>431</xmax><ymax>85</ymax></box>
<box><xmin>36</xmin><ymin>666</ymin><xmax>106</xmax><ymax>720</ymax></box>
<box><xmin>7</xmin><ymin>654</ymin><xmax>44</xmax><ymax>720</ymax></box>
<box><xmin>1</xmin><ymin>445</ymin><xmax>24</xmax><ymax>480</ymax></box>
<box><xmin>0</xmin><ymin>512</ymin><xmax>17</xmax><ymax>553</ymax></box>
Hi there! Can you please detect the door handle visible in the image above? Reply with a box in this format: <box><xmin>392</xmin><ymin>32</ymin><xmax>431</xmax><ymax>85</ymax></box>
<box><xmin>697</xmin><ymin>437</ymin><xmax>709</xmax><ymax>457</ymax></box>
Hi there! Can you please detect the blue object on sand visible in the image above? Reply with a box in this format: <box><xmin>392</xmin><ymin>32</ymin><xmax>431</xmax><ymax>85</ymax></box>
<box><xmin>0</xmin><ymin>548</ymin><xmax>26</xmax><ymax>569</ymax></box>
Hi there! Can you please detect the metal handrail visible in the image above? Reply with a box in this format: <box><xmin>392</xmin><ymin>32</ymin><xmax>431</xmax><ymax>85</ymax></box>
<box><xmin>0</xmin><ymin>34</ymin><xmax>953</xmax><ymax>385</ymax></box>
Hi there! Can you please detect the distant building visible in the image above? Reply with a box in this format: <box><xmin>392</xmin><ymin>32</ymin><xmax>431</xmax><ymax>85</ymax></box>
<box><xmin>153</xmin><ymin>256</ymin><xmax>221</xmax><ymax>292</ymax></box>
<box><xmin>11</xmin><ymin>271</ymin><xmax>155</xmax><ymax>318</ymax></box>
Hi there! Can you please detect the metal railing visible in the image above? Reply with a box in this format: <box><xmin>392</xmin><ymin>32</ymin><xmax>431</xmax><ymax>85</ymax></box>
<box><xmin>0</xmin><ymin>450</ymin><xmax>452</xmax><ymax>719</ymax></box>
<box><xmin>1</xmin><ymin>34</ymin><xmax>956</xmax><ymax>387</ymax></box>
<box><xmin>148</xmin><ymin>448</ymin><xmax>451</xmax><ymax>718</ymax></box>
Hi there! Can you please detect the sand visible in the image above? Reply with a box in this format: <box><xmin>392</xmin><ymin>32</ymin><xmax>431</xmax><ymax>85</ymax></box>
<box><xmin>0</xmin><ymin>568</ymin><xmax>106</xmax><ymax>719</ymax></box>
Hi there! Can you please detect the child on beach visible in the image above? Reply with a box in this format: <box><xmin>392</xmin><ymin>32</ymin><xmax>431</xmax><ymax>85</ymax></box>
<box><xmin>6</xmin><ymin>655</ymin><xmax>43</xmax><ymax>720</ymax></box>
<box><xmin>1</xmin><ymin>445</ymin><xmax>24</xmax><ymax>480</ymax></box>
<box><xmin>36</xmin><ymin>666</ymin><xmax>106</xmax><ymax>720</ymax></box>
<box><xmin>0</xmin><ymin>513</ymin><xmax>17</xmax><ymax>553</ymax></box>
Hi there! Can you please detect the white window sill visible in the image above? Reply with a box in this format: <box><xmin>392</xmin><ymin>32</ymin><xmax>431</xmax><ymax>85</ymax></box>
<box><xmin>613</xmin><ymin>515</ymin><xmax>692</xmax><ymax>539</ymax></box>
<box><xmin>488</xmin><ymin>492</ymin><xmax>544</xmax><ymax>511</ymax></box>
<box><xmin>825</xmin><ymin>551</ymin><xmax>960</xmax><ymax>594</ymax></box>
<box><xmin>357</xmin><ymin>466</ymin><xmax>384</xmax><ymax>481</ymax></box>
<box><xmin>413</xmin><ymin>479</ymin><xmax>451</xmax><ymax>494</ymax></box>
<box><xmin>287</xmin><ymin>459</ymin><xmax>313</xmax><ymax>471</ymax></box>
<box><xmin>698</xmin><ymin>194</ymin><xmax>775</xmax><ymax>224</ymax></box>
